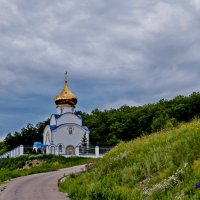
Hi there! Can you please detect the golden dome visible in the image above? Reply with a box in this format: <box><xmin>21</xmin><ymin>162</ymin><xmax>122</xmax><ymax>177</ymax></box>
<box><xmin>54</xmin><ymin>73</ymin><xmax>77</xmax><ymax>107</ymax></box>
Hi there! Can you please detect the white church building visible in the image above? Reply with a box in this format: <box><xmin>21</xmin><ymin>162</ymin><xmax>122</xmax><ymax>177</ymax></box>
<box><xmin>43</xmin><ymin>73</ymin><xmax>89</xmax><ymax>155</ymax></box>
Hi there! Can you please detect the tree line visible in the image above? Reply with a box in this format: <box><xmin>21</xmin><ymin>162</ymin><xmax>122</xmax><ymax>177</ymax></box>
<box><xmin>0</xmin><ymin>120</ymin><xmax>49</xmax><ymax>153</ymax></box>
<box><xmin>79</xmin><ymin>92</ymin><xmax>200</xmax><ymax>146</ymax></box>
<box><xmin>0</xmin><ymin>92</ymin><xmax>200</xmax><ymax>153</ymax></box>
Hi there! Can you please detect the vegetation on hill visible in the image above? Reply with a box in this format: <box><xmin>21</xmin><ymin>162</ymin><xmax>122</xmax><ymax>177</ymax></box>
<box><xmin>59</xmin><ymin>119</ymin><xmax>200</xmax><ymax>199</ymax></box>
<box><xmin>0</xmin><ymin>154</ymin><xmax>94</xmax><ymax>185</ymax></box>
<box><xmin>79</xmin><ymin>92</ymin><xmax>200</xmax><ymax>145</ymax></box>
<box><xmin>1</xmin><ymin>92</ymin><xmax>200</xmax><ymax>152</ymax></box>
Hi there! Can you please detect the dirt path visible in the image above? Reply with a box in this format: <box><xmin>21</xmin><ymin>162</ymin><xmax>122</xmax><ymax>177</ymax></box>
<box><xmin>0</xmin><ymin>165</ymin><xmax>86</xmax><ymax>200</ymax></box>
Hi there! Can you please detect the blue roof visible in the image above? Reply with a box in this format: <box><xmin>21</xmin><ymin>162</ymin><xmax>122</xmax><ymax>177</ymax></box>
<box><xmin>33</xmin><ymin>142</ymin><xmax>42</xmax><ymax>148</ymax></box>
<box><xmin>50</xmin><ymin>125</ymin><xmax>57</xmax><ymax>131</ymax></box>
<box><xmin>54</xmin><ymin>114</ymin><xmax>60</xmax><ymax>119</ymax></box>
<box><xmin>77</xmin><ymin>115</ymin><xmax>82</xmax><ymax>120</ymax></box>
<box><xmin>83</xmin><ymin>126</ymin><xmax>90</xmax><ymax>132</ymax></box>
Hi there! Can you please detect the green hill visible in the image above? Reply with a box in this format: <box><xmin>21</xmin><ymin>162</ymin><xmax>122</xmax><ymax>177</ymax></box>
<box><xmin>59</xmin><ymin>118</ymin><xmax>200</xmax><ymax>199</ymax></box>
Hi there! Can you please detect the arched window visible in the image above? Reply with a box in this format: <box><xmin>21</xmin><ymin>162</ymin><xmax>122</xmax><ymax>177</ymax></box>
<box><xmin>68</xmin><ymin>127</ymin><xmax>74</xmax><ymax>134</ymax></box>
<box><xmin>58</xmin><ymin>144</ymin><xmax>63</xmax><ymax>153</ymax></box>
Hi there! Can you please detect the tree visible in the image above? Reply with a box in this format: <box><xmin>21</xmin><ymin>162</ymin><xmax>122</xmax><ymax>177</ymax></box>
<box><xmin>3</xmin><ymin>119</ymin><xmax>50</xmax><ymax>151</ymax></box>
<box><xmin>81</xmin><ymin>133</ymin><xmax>88</xmax><ymax>147</ymax></box>
<box><xmin>0</xmin><ymin>142</ymin><xmax>7</xmax><ymax>155</ymax></box>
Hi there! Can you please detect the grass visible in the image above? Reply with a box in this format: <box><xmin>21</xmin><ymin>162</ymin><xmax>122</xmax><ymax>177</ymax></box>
<box><xmin>0</xmin><ymin>154</ymin><xmax>94</xmax><ymax>185</ymax></box>
<box><xmin>59</xmin><ymin>119</ymin><xmax>200</xmax><ymax>199</ymax></box>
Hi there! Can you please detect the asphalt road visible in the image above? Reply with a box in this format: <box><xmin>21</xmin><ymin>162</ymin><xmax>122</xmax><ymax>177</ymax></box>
<box><xmin>0</xmin><ymin>165</ymin><xmax>86</xmax><ymax>200</ymax></box>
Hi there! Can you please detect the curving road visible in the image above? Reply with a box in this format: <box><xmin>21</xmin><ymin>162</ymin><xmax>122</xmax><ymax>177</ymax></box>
<box><xmin>0</xmin><ymin>165</ymin><xmax>86</xmax><ymax>200</ymax></box>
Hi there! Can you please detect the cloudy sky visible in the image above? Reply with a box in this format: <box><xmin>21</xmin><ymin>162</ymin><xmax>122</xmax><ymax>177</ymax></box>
<box><xmin>0</xmin><ymin>0</ymin><xmax>200</xmax><ymax>139</ymax></box>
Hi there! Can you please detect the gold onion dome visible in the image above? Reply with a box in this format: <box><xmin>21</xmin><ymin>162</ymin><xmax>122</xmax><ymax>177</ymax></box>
<box><xmin>54</xmin><ymin>72</ymin><xmax>77</xmax><ymax>107</ymax></box>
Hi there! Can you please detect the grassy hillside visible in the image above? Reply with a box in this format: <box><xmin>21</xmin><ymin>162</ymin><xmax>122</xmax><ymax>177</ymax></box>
<box><xmin>0</xmin><ymin>154</ymin><xmax>94</xmax><ymax>185</ymax></box>
<box><xmin>59</xmin><ymin>119</ymin><xmax>200</xmax><ymax>199</ymax></box>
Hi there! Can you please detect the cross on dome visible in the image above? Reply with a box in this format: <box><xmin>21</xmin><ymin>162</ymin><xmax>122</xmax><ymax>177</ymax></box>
<box><xmin>65</xmin><ymin>71</ymin><xmax>68</xmax><ymax>83</ymax></box>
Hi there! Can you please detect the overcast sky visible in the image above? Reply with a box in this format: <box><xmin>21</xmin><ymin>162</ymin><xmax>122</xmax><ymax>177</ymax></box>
<box><xmin>0</xmin><ymin>0</ymin><xmax>200</xmax><ymax>139</ymax></box>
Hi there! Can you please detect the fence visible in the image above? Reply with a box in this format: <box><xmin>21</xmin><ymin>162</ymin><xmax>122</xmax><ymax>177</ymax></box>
<box><xmin>0</xmin><ymin>145</ymin><xmax>112</xmax><ymax>159</ymax></box>
<box><xmin>0</xmin><ymin>145</ymin><xmax>24</xmax><ymax>159</ymax></box>
<box><xmin>75</xmin><ymin>146</ymin><xmax>100</xmax><ymax>158</ymax></box>
<box><xmin>76</xmin><ymin>146</ymin><xmax>112</xmax><ymax>158</ymax></box>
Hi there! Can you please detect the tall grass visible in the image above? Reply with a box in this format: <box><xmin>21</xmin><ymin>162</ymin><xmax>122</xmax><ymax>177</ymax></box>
<box><xmin>59</xmin><ymin>119</ymin><xmax>200</xmax><ymax>199</ymax></box>
<box><xmin>0</xmin><ymin>154</ymin><xmax>94</xmax><ymax>184</ymax></box>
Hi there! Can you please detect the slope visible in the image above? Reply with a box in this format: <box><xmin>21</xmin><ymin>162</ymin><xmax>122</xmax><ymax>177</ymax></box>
<box><xmin>60</xmin><ymin>118</ymin><xmax>200</xmax><ymax>199</ymax></box>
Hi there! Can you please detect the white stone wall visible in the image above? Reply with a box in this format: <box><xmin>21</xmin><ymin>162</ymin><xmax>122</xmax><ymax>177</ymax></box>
<box><xmin>57</xmin><ymin>106</ymin><xmax>75</xmax><ymax>114</ymax></box>
<box><xmin>0</xmin><ymin>145</ymin><xmax>24</xmax><ymax>159</ymax></box>
<box><xmin>43</xmin><ymin>126</ymin><xmax>52</xmax><ymax>145</ymax></box>
<box><xmin>50</xmin><ymin>115</ymin><xmax>56</xmax><ymax>125</ymax></box>
<box><xmin>52</xmin><ymin>124</ymin><xmax>87</xmax><ymax>147</ymax></box>
<box><xmin>56</xmin><ymin>113</ymin><xmax>82</xmax><ymax>126</ymax></box>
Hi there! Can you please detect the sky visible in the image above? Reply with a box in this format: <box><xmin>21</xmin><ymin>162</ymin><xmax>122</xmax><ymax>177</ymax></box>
<box><xmin>0</xmin><ymin>0</ymin><xmax>200</xmax><ymax>139</ymax></box>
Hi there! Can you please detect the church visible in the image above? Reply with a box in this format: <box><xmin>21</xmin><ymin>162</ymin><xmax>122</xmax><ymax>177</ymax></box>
<box><xmin>43</xmin><ymin>72</ymin><xmax>90</xmax><ymax>155</ymax></box>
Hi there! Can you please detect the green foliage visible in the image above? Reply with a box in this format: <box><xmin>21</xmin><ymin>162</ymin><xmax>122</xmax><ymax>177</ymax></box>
<box><xmin>0</xmin><ymin>154</ymin><xmax>94</xmax><ymax>184</ymax></box>
<box><xmin>151</xmin><ymin>113</ymin><xmax>177</xmax><ymax>132</ymax></box>
<box><xmin>81</xmin><ymin>133</ymin><xmax>87</xmax><ymax>147</ymax></box>
<box><xmin>192</xmin><ymin>160</ymin><xmax>200</xmax><ymax>177</ymax></box>
<box><xmin>0</xmin><ymin>142</ymin><xmax>7</xmax><ymax>155</ymax></box>
<box><xmin>0</xmin><ymin>155</ymin><xmax>28</xmax><ymax>170</ymax></box>
<box><xmin>59</xmin><ymin>119</ymin><xmax>200</xmax><ymax>199</ymax></box>
<box><xmin>82</xmin><ymin>92</ymin><xmax>200</xmax><ymax>146</ymax></box>
<box><xmin>1</xmin><ymin>119</ymin><xmax>49</xmax><ymax>152</ymax></box>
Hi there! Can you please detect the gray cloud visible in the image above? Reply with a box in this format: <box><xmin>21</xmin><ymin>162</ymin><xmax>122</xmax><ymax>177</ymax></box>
<box><xmin>0</xmin><ymin>0</ymin><xmax>200</xmax><ymax>138</ymax></box>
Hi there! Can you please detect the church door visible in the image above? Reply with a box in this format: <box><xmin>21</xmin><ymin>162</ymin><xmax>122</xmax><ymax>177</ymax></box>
<box><xmin>66</xmin><ymin>145</ymin><xmax>75</xmax><ymax>155</ymax></box>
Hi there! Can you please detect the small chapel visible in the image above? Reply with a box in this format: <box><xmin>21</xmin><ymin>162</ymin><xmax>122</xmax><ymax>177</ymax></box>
<box><xmin>43</xmin><ymin>72</ymin><xmax>90</xmax><ymax>155</ymax></box>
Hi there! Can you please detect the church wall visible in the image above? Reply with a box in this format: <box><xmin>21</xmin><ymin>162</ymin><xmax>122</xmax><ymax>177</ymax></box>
<box><xmin>52</xmin><ymin>125</ymin><xmax>86</xmax><ymax>148</ymax></box>
<box><xmin>43</xmin><ymin>126</ymin><xmax>52</xmax><ymax>146</ymax></box>
<box><xmin>57</xmin><ymin>106</ymin><xmax>74</xmax><ymax>114</ymax></box>
<box><xmin>56</xmin><ymin>113</ymin><xmax>82</xmax><ymax>126</ymax></box>
<box><xmin>50</xmin><ymin>115</ymin><xmax>56</xmax><ymax>125</ymax></box>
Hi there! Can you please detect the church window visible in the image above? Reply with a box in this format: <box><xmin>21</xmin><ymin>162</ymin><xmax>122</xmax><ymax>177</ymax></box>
<box><xmin>58</xmin><ymin>144</ymin><xmax>63</xmax><ymax>153</ymax></box>
<box><xmin>69</xmin><ymin>127</ymin><xmax>73</xmax><ymax>134</ymax></box>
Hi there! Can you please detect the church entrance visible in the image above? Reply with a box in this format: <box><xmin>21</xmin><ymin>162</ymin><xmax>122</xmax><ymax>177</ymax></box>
<box><xmin>66</xmin><ymin>145</ymin><xmax>75</xmax><ymax>155</ymax></box>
